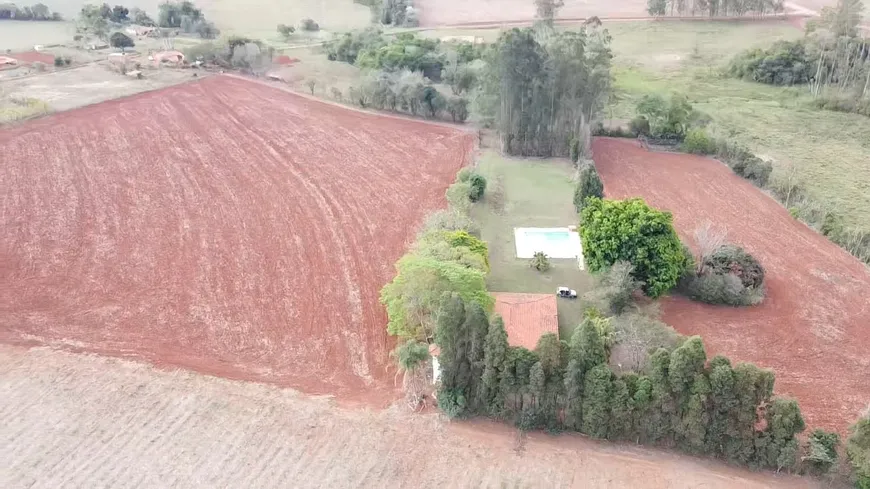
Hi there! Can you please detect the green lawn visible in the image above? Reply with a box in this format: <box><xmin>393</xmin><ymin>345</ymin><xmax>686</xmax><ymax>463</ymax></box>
<box><xmin>604</xmin><ymin>20</ymin><xmax>870</xmax><ymax>232</ymax></box>
<box><xmin>470</xmin><ymin>151</ymin><xmax>596</xmax><ymax>340</ymax></box>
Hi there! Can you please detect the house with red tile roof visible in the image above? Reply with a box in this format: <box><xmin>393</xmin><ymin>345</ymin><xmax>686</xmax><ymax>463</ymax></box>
<box><xmin>492</xmin><ymin>292</ymin><xmax>559</xmax><ymax>350</ymax></box>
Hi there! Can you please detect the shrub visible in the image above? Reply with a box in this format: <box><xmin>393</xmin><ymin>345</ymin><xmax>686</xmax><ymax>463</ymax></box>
<box><xmin>468</xmin><ymin>174</ymin><xmax>487</xmax><ymax>202</ymax></box>
<box><xmin>53</xmin><ymin>56</ymin><xmax>64</xmax><ymax>67</ymax></box>
<box><xmin>703</xmin><ymin>244</ymin><xmax>764</xmax><ymax>289</ymax></box>
<box><xmin>713</xmin><ymin>139</ymin><xmax>773</xmax><ymax>187</ymax></box>
<box><xmin>580</xmin><ymin>198</ymin><xmax>689</xmax><ymax>298</ymax></box>
<box><xmin>728</xmin><ymin>40</ymin><xmax>811</xmax><ymax>86</ymax></box>
<box><xmin>277</xmin><ymin>23</ymin><xmax>295</xmax><ymax>38</ymax></box>
<box><xmin>574</xmin><ymin>163</ymin><xmax>604</xmax><ymax>213</ymax></box>
<box><xmin>446</xmin><ymin>96</ymin><xmax>469</xmax><ymax>122</ymax></box>
<box><xmin>446</xmin><ymin>181</ymin><xmax>472</xmax><ymax>214</ymax></box>
<box><xmin>109</xmin><ymin>32</ymin><xmax>135</xmax><ymax>51</ymax></box>
<box><xmin>681</xmin><ymin>128</ymin><xmax>715</xmax><ymax>155</ymax></box>
<box><xmin>437</xmin><ymin>388</ymin><xmax>467</xmax><ymax>418</ymax></box>
<box><xmin>803</xmin><ymin>429</ymin><xmax>840</xmax><ymax>476</ymax></box>
<box><xmin>681</xmin><ymin>244</ymin><xmax>765</xmax><ymax>306</ymax></box>
<box><xmin>530</xmin><ymin>251</ymin><xmax>551</xmax><ymax>272</ymax></box>
<box><xmin>629</xmin><ymin>116</ymin><xmax>651</xmax><ymax>137</ymax></box>
<box><xmin>299</xmin><ymin>18</ymin><xmax>320</xmax><ymax>31</ymax></box>
<box><xmin>849</xmin><ymin>409</ymin><xmax>870</xmax><ymax>489</ymax></box>
<box><xmin>586</xmin><ymin>261</ymin><xmax>642</xmax><ymax>315</ymax></box>
<box><xmin>456</xmin><ymin>167</ymin><xmax>473</xmax><ymax>183</ymax></box>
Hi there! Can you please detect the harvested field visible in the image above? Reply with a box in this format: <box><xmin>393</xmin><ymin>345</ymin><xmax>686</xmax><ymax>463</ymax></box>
<box><xmin>592</xmin><ymin>137</ymin><xmax>870</xmax><ymax>432</ymax></box>
<box><xmin>0</xmin><ymin>75</ymin><xmax>475</xmax><ymax>402</ymax></box>
<box><xmin>0</xmin><ymin>345</ymin><xmax>819</xmax><ymax>488</ymax></box>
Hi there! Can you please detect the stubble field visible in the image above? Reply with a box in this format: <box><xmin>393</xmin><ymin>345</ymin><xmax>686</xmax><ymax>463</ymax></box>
<box><xmin>0</xmin><ymin>74</ymin><xmax>475</xmax><ymax>402</ymax></box>
<box><xmin>593</xmin><ymin>137</ymin><xmax>870</xmax><ymax>432</ymax></box>
<box><xmin>0</xmin><ymin>345</ymin><xmax>818</xmax><ymax>488</ymax></box>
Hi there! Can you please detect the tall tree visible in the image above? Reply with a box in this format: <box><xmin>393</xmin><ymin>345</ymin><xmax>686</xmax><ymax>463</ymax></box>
<box><xmin>479</xmin><ymin>315</ymin><xmax>509</xmax><ymax>413</ymax></box>
<box><xmin>582</xmin><ymin>364</ymin><xmax>613</xmax><ymax>438</ymax></box>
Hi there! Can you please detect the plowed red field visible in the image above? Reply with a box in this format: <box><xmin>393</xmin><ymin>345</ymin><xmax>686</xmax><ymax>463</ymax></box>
<box><xmin>592</xmin><ymin>138</ymin><xmax>870</xmax><ymax>432</ymax></box>
<box><xmin>0</xmin><ymin>75</ymin><xmax>475</xmax><ymax>402</ymax></box>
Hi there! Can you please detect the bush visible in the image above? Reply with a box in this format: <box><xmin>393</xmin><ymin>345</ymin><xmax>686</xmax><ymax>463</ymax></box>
<box><xmin>803</xmin><ymin>429</ymin><xmax>840</xmax><ymax>476</ymax></box>
<box><xmin>277</xmin><ymin>23</ymin><xmax>295</xmax><ymax>38</ymax></box>
<box><xmin>680</xmin><ymin>244</ymin><xmax>765</xmax><ymax>306</ymax></box>
<box><xmin>681</xmin><ymin>128</ymin><xmax>715</xmax><ymax>155</ymax></box>
<box><xmin>530</xmin><ymin>251</ymin><xmax>551</xmax><ymax>272</ymax></box>
<box><xmin>299</xmin><ymin>18</ymin><xmax>320</xmax><ymax>31</ymax></box>
<box><xmin>468</xmin><ymin>173</ymin><xmax>487</xmax><ymax>202</ymax></box>
<box><xmin>629</xmin><ymin>116</ymin><xmax>651</xmax><ymax>137</ymax></box>
<box><xmin>446</xmin><ymin>181</ymin><xmax>472</xmax><ymax>214</ymax></box>
<box><xmin>437</xmin><ymin>388</ymin><xmax>467</xmax><ymax>418</ymax></box>
<box><xmin>53</xmin><ymin>56</ymin><xmax>64</xmax><ymax>67</ymax></box>
<box><xmin>574</xmin><ymin>163</ymin><xmax>604</xmax><ymax>214</ymax></box>
<box><xmin>580</xmin><ymin>198</ymin><xmax>689</xmax><ymax>298</ymax></box>
<box><xmin>586</xmin><ymin>261</ymin><xmax>642</xmax><ymax>315</ymax></box>
<box><xmin>728</xmin><ymin>40</ymin><xmax>811</xmax><ymax>86</ymax></box>
<box><xmin>446</xmin><ymin>96</ymin><xmax>469</xmax><ymax>122</ymax></box>
<box><xmin>849</xmin><ymin>409</ymin><xmax>870</xmax><ymax>489</ymax></box>
<box><xmin>109</xmin><ymin>32</ymin><xmax>135</xmax><ymax>51</ymax></box>
<box><xmin>713</xmin><ymin>139</ymin><xmax>773</xmax><ymax>187</ymax></box>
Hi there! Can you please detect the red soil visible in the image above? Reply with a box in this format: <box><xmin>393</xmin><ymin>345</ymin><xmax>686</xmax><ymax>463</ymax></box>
<box><xmin>0</xmin><ymin>75</ymin><xmax>475</xmax><ymax>404</ymax></box>
<box><xmin>592</xmin><ymin>137</ymin><xmax>870</xmax><ymax>433</ymax></box>
<box><xmin>10</xmin><ymin>51</ymin><xmax>55</xmax><ymax>65</ymax></box>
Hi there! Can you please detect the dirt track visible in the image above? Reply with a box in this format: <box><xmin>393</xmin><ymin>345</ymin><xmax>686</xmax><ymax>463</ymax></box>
<box><xmin>0</xmin><ymin>75</ymin><xmax>475</xmax><ymax>403</ymax></box>
<box><xmin>592</xmin><ymin>137</ymin><xmax>870</xmax><ymax>433</ymax></box>
<box><xmin>0</xmin><ymin>345</ymin><xmax>818</xmax><ymax>488</ymax></box>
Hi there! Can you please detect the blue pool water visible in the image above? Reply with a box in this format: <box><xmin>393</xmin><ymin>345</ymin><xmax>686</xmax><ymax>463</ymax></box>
<box><xmin>525</xmin><ymin>231</ymin><xmax>571</xmax><ymax>243</ymax></box>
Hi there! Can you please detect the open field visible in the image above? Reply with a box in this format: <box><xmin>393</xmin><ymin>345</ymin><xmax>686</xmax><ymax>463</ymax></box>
<box><xmin>0</xmin><ymin>62</ymin><xmax>200</xmax><ymax>113</ymax></box>
<box><xmin>471</xmin><ymin>151</ymin><xmax>595</xmax><ymax>339</ymax></box>
<box><xmin>416</xmin><ymin>0</ymin><xmax>647</xmax><ymax>26</ymax></box>
<box><xmin>592</xmin><ymin>137</ymin><xmax>870</xmax><ymax>433</ymax></box>
<box><xmin>0</xmin><ymin>345</ymin><xmax>820</xmax><ymax>489</ymax></box>
<box><xmin>605</xmin><ymin>19</ymin><xmax>870</xmax><ymax>231</ymax></box>
<box><xmin>0</xmin><ymin>21</ymin><xmax>75</xmax><ymax>51</ymax></box>
<box><xmin>0</xmin><ymin>74</ymin><xmax>475</xmax><ymax>402</ymax></box>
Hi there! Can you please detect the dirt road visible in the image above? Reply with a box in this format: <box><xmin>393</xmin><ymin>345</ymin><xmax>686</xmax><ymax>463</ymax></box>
<box><xmin>0</xmin><ymin>345</ymin><xmax>817</xmax><ymax>488</ymax></box>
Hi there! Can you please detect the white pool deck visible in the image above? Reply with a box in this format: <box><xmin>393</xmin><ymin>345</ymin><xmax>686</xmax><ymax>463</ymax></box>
<box><xmin>514</xmin><ymin>227</ymin><xmax>585</xmax><ymax>270</ymax></box>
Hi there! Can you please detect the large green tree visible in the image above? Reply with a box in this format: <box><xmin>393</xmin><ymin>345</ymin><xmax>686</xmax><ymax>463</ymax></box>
<box><xmin>580</xmin><ymin>198</ymin><xmax>690</xmax><ymax>297</ymax></box>
<box><xmin>380</xmin><ymin>254</ymin><xmax>492</xmax><ymax>339</ymax></box>
<box><xmin>479</xmin><ymin>315</ymin><xmax>509</xmax><ymax>414</ymax></box>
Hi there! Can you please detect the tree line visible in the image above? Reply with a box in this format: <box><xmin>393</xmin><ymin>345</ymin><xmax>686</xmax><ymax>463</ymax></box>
<box><xmin>647</xmin><ymin>0</ymin><xmax>785</xmax><ymax>17</ymax></box>
<box><xmin>473</xmin><ymin>24</ymin><xmax>613</xmax><ymax>157</ymax></box>
<box><xmin>0</xmin><ymin>3</ymin><xmax>62</xmax><ymax>21</ymax></box>
<box><xmin>435</xmin><ymin>295</ymin><xmax>808</xmax><ymax>471</ymax></box>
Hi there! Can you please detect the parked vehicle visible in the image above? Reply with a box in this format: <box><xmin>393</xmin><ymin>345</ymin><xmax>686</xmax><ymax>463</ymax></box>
<box><xmin>557</xmin><ymin>286</ymin><xmax>577</xmax><ymax>299</ymax></box>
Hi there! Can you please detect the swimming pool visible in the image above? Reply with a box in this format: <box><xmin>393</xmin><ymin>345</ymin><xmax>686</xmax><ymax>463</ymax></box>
<box><xmin>514</xmin><ymin>227</ymin><xmax>584</xmax><ymax>265</ymax></box>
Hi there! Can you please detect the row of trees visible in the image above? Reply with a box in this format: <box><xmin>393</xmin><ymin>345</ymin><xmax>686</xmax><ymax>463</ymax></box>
<box><xmin>435</xmin><ymin>293</ymin><xmax>807</xmax><ymax>470</ymax></box>
<box><xmin>347</xmin><ymin>70</ymin><xmax>469</xmax><ymax>122</ymax></box>
<box><xmin>381</xmin><ymin>169</ymin><xmax>490</xmax><ymax>342</ymax></box>
<box><xmin>0</xmin><ymin>2</ymin><xmax>62</xmax><ymax>20</ymax></box>
<box><xmin>474</xmin><ymin>25</ymin><xmax>613</xmax><ymax>157</ymax></box>
<box><xmin>77</xmin><ymin>2</ymin><xmax>220</xmax><ymax>41</ymax></box>
<box><xmin>647</xmin><ymin>0</ymin><xmax>785</xmax><ymax>17</ymax></box>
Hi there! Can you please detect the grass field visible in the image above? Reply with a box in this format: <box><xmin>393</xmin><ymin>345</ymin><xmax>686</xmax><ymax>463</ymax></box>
<box><xmin>470</xmin><ymin>151</ymin><xmax>595</xmax><ymax>339</ymax></box>
<box><xmin>604</xmin><ymin>20</ymin><xmax>870</xmax><ymax>232</ymax></box>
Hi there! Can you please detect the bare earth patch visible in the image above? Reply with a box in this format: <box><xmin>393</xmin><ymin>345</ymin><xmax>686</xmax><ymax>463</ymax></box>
<box><xmin>592</xmin><ymin>137</ymin><xmax>870</xmax><ymax>433</ymax></box>
<box><xmin>0</xmin><ymin>75</ymin><xmax>475</xmax><ymax>403</ymax></box>
<box><xmin>0</xmin><ymin>345</ymin><xmax>818</xmax><ymax>488</ymax></box>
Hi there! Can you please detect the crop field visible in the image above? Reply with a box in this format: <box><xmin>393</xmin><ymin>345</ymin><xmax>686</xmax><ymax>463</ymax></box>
<box><xmin>0</xmin><ymin>345</ymin><xmax>819</xmax><ymax>489</ymax></box>
<box><xmin>592</xmin><ymin>137</ymin><xmax>870</xmax><ymax>432</ymax></box>
<box><xmin>470</xmin><ymin>151</ymin><xmax>594</xmax><ymax>338</ymax></box>
<box><xmin>606</xmin><ymin>20</ymin><xmax>870</xmax><ymax>231</ymax></box>
<box><xmin>0</xmin><ymin>75</ymin><xmax>475</xmax><ymax>402</ymax></box>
